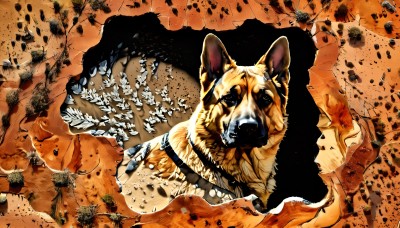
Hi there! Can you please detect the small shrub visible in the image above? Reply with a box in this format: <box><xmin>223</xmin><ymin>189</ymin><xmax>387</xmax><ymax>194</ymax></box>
<box><xmin>101</xmin><ymin>194</ymin><xmax>115</xmax><ymax>207</ymax></box>
<box><xmin>49</xmin><ymin>20</ymin><xmax>63</xmax><ymax>35</ymax></box>
<box><xmin>71</xmin><ymin>0</ymin><xmax>83</xmax><ymax>13</ymax></box>
<box><xmin>348</xmin><ymin>27</ymin><xmax>363</xmax><ymax>44</ymax></box>
<box><xmin>25</xmin><ymin>83</ymin><xmax>50</xmax><ymax>117</ymax></box>
<box><xmin>7</xmin><ymin>171</ymin><xmax>24</xmax><ymax>187</ymax></box>
<box><xmin>52</xmin><ymin>172</ymin><xmax>69</xmax><ymax>187</ymax></box>
<box><xmin>109</xmin><ymin>213</ymin><xmax>122</xmax><ymax>223</ymax></box>
<box><xmin>31</xmin><ymin>94</ymin><xmax>49</xmax><ymax>113</ymax></box>
<box><xmin>31</xmin><ymin>85</ymin><xmax>50</xmax><ymax>114</ymax></box>
<box><xmin>77</xmin><ymin>205</ymin><xmax>97</xmax><ymax>226</ymax></box>
<box><xmin>89</xmin><ymin>0</ymin><xmax>108</xmax><ymax>12</ymax></box>
<box><xmin>88</xmin><ymin>0</ymin><xmax>111</xmax><ymax>13</ymax></box>
<box><xmin>31</xmin><ymin>49</ymin><xmax>45</xmax><ymax>63</ymax></box>
<box><xmin>25</xmin><ymin>105</ymin><xmax>35</xmax><ymax>117</ymax></box>
<box><xmin>6</xmin><ymin>90</ymin><xmax>19</xmax><ymax>109</ymax></box>
<box><xmin>295</xmin><ymin>10</ymin><xmax>310</xmax><ymax>23</ymax></box>
<box><xmin>19</xmin><ymin>70</ymin><xmax>33</xmax><ymax>82</ymax></box>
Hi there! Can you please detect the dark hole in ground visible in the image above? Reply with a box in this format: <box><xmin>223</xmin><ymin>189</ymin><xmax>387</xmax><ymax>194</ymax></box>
<box><xmin>79</xmin><ymin>13</ymin><xmax>327</xmax><ymax>211</ymax></box>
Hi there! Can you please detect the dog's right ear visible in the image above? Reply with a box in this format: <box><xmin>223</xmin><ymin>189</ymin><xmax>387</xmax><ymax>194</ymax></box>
<box><xmin>200</xmin><ymin>34</ymin><xmax>236</xmax><ymax>101</ymax></box>
<box><xmin>256</xmin><ymin>36</ymin><xmax>290</xmax><ymax>114</ymax></box>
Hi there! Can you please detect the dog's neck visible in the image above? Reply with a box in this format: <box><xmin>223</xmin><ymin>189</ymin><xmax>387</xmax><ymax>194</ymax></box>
<box><xmin>167</xmin><ymin>121</ymin><xmax>246</xmax><ymax>200</ymax></box>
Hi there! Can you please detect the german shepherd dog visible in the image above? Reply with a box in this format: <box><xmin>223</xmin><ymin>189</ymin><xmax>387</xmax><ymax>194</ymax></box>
<box><xmin>118</xmin><ymin>33</ymin><xmax>290</xmax><ymax>211</ymax></box>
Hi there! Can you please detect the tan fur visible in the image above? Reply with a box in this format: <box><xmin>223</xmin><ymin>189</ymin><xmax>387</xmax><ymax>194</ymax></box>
<box><xmin>123</xmin><ymin>34</ymin><xmax>291</xmax><ymax>209</ymax></box>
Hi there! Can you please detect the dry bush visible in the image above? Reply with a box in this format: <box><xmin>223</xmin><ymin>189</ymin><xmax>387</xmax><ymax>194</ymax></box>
<box><xmin>77</xmin><ymin>205</ymin><xmax>98</xmax><ymax>226</ymax></box>
<box><xmin>6</xmin><ymin>89</ymin><xmax>19</xmax><ymax>109</ymax></box>
<box><xmin>7</xmin><ymin>171</ymin><xmax>24</xmax><ymax>187</ymax></box>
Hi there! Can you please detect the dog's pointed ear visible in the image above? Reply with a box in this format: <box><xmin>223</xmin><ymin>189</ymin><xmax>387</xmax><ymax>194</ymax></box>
<box><xmin>257</xmin><ymin>36</ymin><xmax>290</xmax><ymax>78</ymax></box>
<box><xmin>257</xmin><ymin>36</ymin><xmax>291</xmax><ymax>113</ymax></box>
<box><xmin>200</xmin><ymin>34</ymin><xmax>235</xmax><ymax>101</ymax></box>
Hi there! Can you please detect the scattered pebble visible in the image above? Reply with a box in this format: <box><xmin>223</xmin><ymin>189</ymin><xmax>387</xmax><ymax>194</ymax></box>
<box><xmin>209</xmin><ymin>189</ymin><xmax>216</xmax><ymax>197</ymax></box>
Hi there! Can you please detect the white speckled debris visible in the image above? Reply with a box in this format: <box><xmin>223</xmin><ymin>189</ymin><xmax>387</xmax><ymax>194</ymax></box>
<box><xmin>63</xmin><ymin>56</ymin><xmax>195</xmax><ymax>148</ymax></box>
<box><xmin>103</xmin><ymin>74</ymin><xmax>116</xmax><ymax>88</ymax></box>
<box><xmin>61</xmin><ymin>107</ymin><xmax>99</xmax><ymax>130</ymax></box>
<box><xmin>144</xmin><ymin>122</ymin><xmax>155</xmax><ymax>134</ymax></box>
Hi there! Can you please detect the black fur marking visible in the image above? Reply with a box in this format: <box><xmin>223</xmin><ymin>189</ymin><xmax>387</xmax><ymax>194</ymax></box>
<box><xmin>161</xmin><ymin>133</ymin><xmax>237</xmax><ymax>196</ymax></box>
<box><xmin>144</xmin><ymin>143</ymin><xmax>151</xmax><ymax>154</ymax></box>
<box><xmin>270</xmin><ymin>72</ymin><xmax>287</xmax><ymax>107</ymax></box>
<box><xmin>188</xmin><ymin>137</ymin><xmax>251</xmax><ymax>196</ymax></box>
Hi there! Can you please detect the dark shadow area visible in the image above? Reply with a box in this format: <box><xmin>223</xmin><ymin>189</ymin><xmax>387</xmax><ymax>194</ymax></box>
<box><xmin>78</xmin><ymin>13</ymin><xmax>327</xmax><ymax>210</ymax></box>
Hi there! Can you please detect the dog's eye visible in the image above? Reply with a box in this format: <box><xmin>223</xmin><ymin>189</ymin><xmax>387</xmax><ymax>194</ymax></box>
<box><xmin>222</xmin><ymin>94</ymin><xmax>237</xmax><ymax>107</ymax></box>
<box><xmin>259</xmin><ymin>93</ymin><xmax>272</xmax><ymax>107</ymax></box>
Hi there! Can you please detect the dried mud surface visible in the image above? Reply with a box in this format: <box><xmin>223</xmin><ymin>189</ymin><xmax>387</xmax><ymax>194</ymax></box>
<box><xmin>0</xmin><ymin>0</ymin><xmax>399</xmax><ymax>227</ymax></box>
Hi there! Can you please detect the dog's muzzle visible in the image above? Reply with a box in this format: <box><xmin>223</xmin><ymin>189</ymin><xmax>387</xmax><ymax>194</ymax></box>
<box><xmin>222</xmin><ymin>117</ymin><xmax>268</xmax><ymax>148</ymax></box>
<box><xmin>237</xmin><ymin>118</ymin><xmax>259</xmax><ymax>137</ymax></box>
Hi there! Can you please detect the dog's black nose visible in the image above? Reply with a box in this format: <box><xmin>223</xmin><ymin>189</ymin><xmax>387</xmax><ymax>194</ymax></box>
<box><xmin>238</xmin><ymin>119</ymin><xmax>259</xmax><ymax>137</ymax></box>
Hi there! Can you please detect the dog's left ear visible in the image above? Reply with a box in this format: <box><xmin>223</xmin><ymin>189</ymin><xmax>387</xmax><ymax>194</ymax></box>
<box><xmin>200</xmin><ymin>34</ymin><xmax>236</xmax><ymax>101</ymax></box>
<box><xmin>257</xmin><ymin>36</ymin><xmax>291</xmax><ymax>113</ymax></box>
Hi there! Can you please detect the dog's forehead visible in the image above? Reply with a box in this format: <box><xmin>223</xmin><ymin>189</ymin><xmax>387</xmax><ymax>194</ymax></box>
<box><xmin>220</xmin><ymin>65</ymin><xmax>269</xmax><ymax>87</ymax></box>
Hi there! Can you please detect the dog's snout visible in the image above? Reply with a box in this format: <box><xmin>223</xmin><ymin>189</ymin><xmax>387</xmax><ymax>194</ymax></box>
<box><xmin>238</xmin><ymin>118</ymin><xmax>259</xmax><ymax>136</ymax></box>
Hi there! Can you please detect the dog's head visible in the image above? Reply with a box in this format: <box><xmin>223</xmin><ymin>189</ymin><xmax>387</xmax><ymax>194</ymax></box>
<box><xmin>199</xmin><ymin>34</ymin><xmax>290</xmax><ymax>149</ymax></box>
